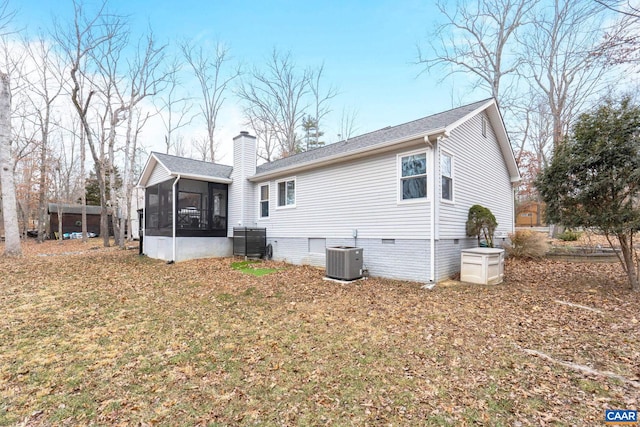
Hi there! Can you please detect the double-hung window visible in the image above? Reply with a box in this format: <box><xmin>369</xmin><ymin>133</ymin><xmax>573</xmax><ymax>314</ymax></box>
<box><xmin>441</xmin><ymin>153</ymin><xmax>454</xmax><ymax>201</ymax></box>
<box><xmin>399</xmin><ymin>152</ymin><xmax>427</xmax><ymax>201</ymax></box>
<box><xmin>259</xmin><ymin>184</ymin><xmax>269</xmax><ymax>218</ymax></box>
<box><xmin>277</xmin><ymin>178</ymin><xmax>296</xmax><ymax>207</ymax></box>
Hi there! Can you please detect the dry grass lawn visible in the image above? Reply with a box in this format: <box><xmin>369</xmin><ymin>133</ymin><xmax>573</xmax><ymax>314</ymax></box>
<box><xmin>0</xmin><ymin>239</ymin><xmax>638</xmax><ymax>426</ymax></box>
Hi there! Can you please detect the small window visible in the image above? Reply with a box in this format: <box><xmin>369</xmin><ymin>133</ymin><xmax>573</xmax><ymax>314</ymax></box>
<box><xmin>259</xmin><ymin>184</ymin><xmax>269</xmax><ymax>218</ymax></box>
<box><xmin>482</xmin><ymin>116</ymin><xmax>487</xmax><ymax>137</ymax></box>
<box><xmin>441</xmin><ymin>153</ymin><xmax>453</xmax><ymax>201</ymax></box>
<box><xmin>399</xmin><ymin>152</ymin><xmax>427</xmax><ymax>200</ymax></box>
<box><xmin>277</xmin><ymin>178</ymin><xmax>296</xmax><ymax>207</ymax></box>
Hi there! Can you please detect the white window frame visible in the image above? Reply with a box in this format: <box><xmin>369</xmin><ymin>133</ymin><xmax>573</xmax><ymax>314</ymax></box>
<box><xmin>258</xmin><ymin>183</ymin><xmax>270</xmax><ymax>219</ymax></box>
<box><xmin>441</xmin><ymin>151</ymin><xmax>454</xmax><ymax>203</ymax></box>
<box><xmin>397</xmin><ymin>149</ymin><xmax>429</xmax><ymax>204</ymax></box>
<box><xmin>276</xmin><ymin>177</ymin><xmax>296</xmax><ymax>209</ymax></box>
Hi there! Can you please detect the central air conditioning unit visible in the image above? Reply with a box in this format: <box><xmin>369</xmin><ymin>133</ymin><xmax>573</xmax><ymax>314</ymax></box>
<box><xmin>326</xmin><ymin>246</ymin><xmax>363</xmax><ymax>281</ymax></box>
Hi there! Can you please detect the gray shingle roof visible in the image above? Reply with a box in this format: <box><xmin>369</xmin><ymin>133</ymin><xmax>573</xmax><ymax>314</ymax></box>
<box><xmin>48</xmin><ymin>203</ymin><xmax>109</xmax><ymax>215</ymax></box>
<box><xmin>255</xmin><ymin>98</ymin><xmax>492</xmax><ymax>175</ymax></box>
<box><xmin>152</xmin><ymin>152</ymin><xmax>233</xmax><ymax>179</ymax></box>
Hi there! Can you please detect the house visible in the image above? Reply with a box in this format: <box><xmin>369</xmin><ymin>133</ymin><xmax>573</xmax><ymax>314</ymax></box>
<box><xmin>47</xmin><ymin>203</ymin><xmax>114</xmax><ymax>238</ymax></box>
<box><xmin>137</xmin><ymin>98</ymin><xmax>521</xmax><ymax>283</ymax></box>
<box><xmin>515</xmin><ymin>200</ymin><xmax>545</xmax><ymax>227</ymax></box>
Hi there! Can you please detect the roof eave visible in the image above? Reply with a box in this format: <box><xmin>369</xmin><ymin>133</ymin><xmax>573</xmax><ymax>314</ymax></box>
<box><xmin>485</xmin><ymin>103</ymin><xmax>522</xmax><ymax>183</ymax></box>
<box><xmin>170</xmin><ymin>172</ymin><xmax>232</xmax><ymax>184</ymax></box>
<box><xmin>249</xmin><ymin>129</ymin><xmax>448</xmax><ymax>182</ymax></box>
<box><xmin>445</xmin><ymin>98</ymin><xmax>521</xmax><ymax>183</ymax></box>
<box><xmin>137</xmin><ymin>152</ymin><xmax>172</xmax><ymax>187</ymax></box>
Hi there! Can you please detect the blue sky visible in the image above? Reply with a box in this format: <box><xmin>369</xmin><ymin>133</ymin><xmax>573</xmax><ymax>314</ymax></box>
<box><xmin>14</xmin><ymin>0</ymin><xmax>486</xmax><ymax>162</ymax></box>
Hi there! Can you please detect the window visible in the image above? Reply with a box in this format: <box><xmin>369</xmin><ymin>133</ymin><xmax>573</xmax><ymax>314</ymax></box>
<box><xmin>259</xmin><ymin>184</ymin><xmax>269</xmax><ymax>218</ymax></box>
<box><xmin>399</xmin><ymin>152</ymin><xmax>427</xmax><ymax>200</ymax></box>
<box><xmin>482</xmin><ymin>116</ymin><xmax>487</xmax><ymax>137</ymax></box>
<box><xmin>277</xmin><ymin>178</ymin><xmax>295</xmax><ymax>207</ymax></box>
<box><xmin>441</xmin><ymin>153</ymin><xmax>453</xmax><ymax>201</ymax></box>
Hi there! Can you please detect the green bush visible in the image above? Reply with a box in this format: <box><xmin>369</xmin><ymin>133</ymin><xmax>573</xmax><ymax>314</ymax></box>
<box><xmin>466</xmin><ymin>204</ymin><xmax>498</xmax><ymax>247</ymax></box>
<box><xmin>503</xmin><ymin>230</ymin><xmax>549</xmax><ymax>259</ymax></box>
<box><xmin>557</xmin><ymin>230</ymin><xmax>581</xmax><ymax>241</ymax></box>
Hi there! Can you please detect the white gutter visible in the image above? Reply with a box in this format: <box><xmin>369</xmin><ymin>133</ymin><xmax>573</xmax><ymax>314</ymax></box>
<box><xmin>429</xmin><ymin>138</ymin><xmax>437</xmax><ymax>284</ymax></box>
<box><xmin>172</xmin><ymin>172</ymin><xmax>232</xmax><ymax>184</ymax></box>
<box><xmin>171</xmin><ymin>174</ymin><xmax>181</xmax><ymax>263</ymax></box>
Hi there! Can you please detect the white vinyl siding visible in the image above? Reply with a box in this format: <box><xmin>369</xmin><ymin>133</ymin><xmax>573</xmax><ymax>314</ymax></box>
<box><xmin>260</xmin><ymin>145</ymin><xmax>432</xmax><ymax>240</ymax></box>
<box><xmin>435</xmin><ymin>238</ymin><xmax>476</xmax><ymax>281</ymax></box>
<box><xmin>147</xmin><ymin>163</ymin><xmax>171</xmax><ymax>187</ymax></box>
<box><xmin>438</xmin><ymin>112</ymin><xmax>514</xmax><ymax>240</ymax></box>
<box><xmin>259</xmin><ymin>184</ymin><xmax>269</xmax><ymax>218</ymax></box>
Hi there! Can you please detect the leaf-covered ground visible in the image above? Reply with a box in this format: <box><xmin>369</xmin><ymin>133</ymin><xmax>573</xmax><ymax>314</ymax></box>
<box><xmin>0</xmin><ymin>240</ymin><xmax>638</xmax><ymax>426</ymax></box>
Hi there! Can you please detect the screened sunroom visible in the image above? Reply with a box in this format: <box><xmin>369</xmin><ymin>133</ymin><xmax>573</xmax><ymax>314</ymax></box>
<box><xmin>145</xmin><ymin>178</ymin><xmax>228</xmax><ymax>238</ymax></box>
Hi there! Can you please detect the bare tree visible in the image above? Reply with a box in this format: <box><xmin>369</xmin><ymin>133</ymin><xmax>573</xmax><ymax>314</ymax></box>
<box><xmin>54</xmin><ymin>0</ymin><xmax>126</xmax><ymax>247</ymax></box>
<box><xmin>154</xmin><ymin>57</ymin><xmax>194</xmax><ymax>155</ymax></box>
<box><xmin>596</xmin><ymin>0</ymin><xmax>640</xmax><ymax>17</ymax></box>
<box><xmin>0</xmin><ymin>71</ymin><xmax>20</xmax><ymax>255</ymax></box>
<box><xmin>191</xmin><ymin>135</ymin><xmax>210</xmax><ymax>161</ymax></box>
<box><xmin>22</xmin><ymin>34</ymin><xmax>65</xmax><ymax>242</ymax></box>
<box><xmin>246</xmin><ymin>114</ymin><xmax>278</xmax><ymax>162</ymax></box>
<box><xmin>181</xmin><ymin>41</ymin><xmax>239</xmax><ymax>163</ymax></box>
<box><xmin>0</xmin><ymin>0</ymin><xmax>20</xmax><ymax>255</ymax></box>
<box><xmin>93</xmin><ymin>30</ymin><xmax>167</xmax><ymax>248</ymax></box>
<box><xmin>238</xmin><ymin>49</ymin><xmax>312</xmax><ymax>158</ymax></box>
<box><xmin>171</xmin><ymin>134</ymin><xmax>188</xmax><ymax>157</ymax></box>
<box><xmin>90</xmin><ymin>20</ymin><xmax>128</xmax><ymax>246</ymax></box>
<box><xmin>307</xmin><ymin>63</ymin><xmax>337</xmax><ymax>148</ymax></box>
<box><xmin>523</xmin><ymin>0</ymin><xmax>610</xmax><ymax>149</ymax></box>
<box><xmin>49</xmin><ymin>130</ymin><xmax>82</xmax><ymax>241</ymax></box>
<box><xmin>511</xmin><ymin>91</ymin><xmax>553</xmax><ymax>166</ymax></box>
<box><xmin>594</xmin><ymin>1</ymin><xmax>640</xmax><ymax>66</ymax></box>
<box><xmin>338</xmin><ymin>106</ymin><xmax>359</xmax><ymax>141</ymax></box>
<box><xmin>417</xmin><ymin>0</ymin><xmax>536</xmax><ymax>111</ymax></box>
<box><xmin>123</xmin><ymin>108</ymin><xmax>151</xmax><ymax>242</ymax></box>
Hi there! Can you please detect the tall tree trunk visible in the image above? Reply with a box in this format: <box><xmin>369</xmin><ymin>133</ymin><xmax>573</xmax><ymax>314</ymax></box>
<box><xmin>56</xmin><ymin>204</ymin><xmax>63</xmax><ymax>241</ymax></box>
<box><xmin>618</xmin><ymin>234</ymin><xmax>639</xmax><ymax>292</ymax></box>
<box><xmin>80</xmin><ymin>131</ymin><xmax>87</xmax><ymax>242</ymax></box>
<box><xmin>36</xmin><ymin>139</ymin><xmax>47</xmax><ymax>242</ymax></box>
<box><xmin>0</xmin><ymin>72</ymin><xmax>21</xmax><ymax>256</ymax></box>
<box><xmin>108</xmin><ymin>140</ymin><xmax>120</xmax><ymax>247</ymax></box>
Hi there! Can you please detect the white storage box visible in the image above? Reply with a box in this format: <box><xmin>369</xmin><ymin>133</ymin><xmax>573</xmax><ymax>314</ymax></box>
<box><xmin>460</xmin><ymin>248</ymin><xmax>504</xmax><ymax>285</ymax></box>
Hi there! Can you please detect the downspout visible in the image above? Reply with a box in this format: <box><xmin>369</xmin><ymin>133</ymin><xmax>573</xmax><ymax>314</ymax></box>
<box><xmin>424</xmin><ymin>132</ymin><xmax>448</xmax><ymax>287</ymax></box>
<box><xmin>422</xmin><ymin>135</ymin><xmax>436</xmax><ymax>286</ymax></box>
<box><xmin>171</xmin><ymin>174</ymin><xmax>181</xmax><ymax>263</ymax></box>
<box><xmin>429</xmin><ymin>139</ymin><xmax>437</xmax><ymax>284</ymax></box>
